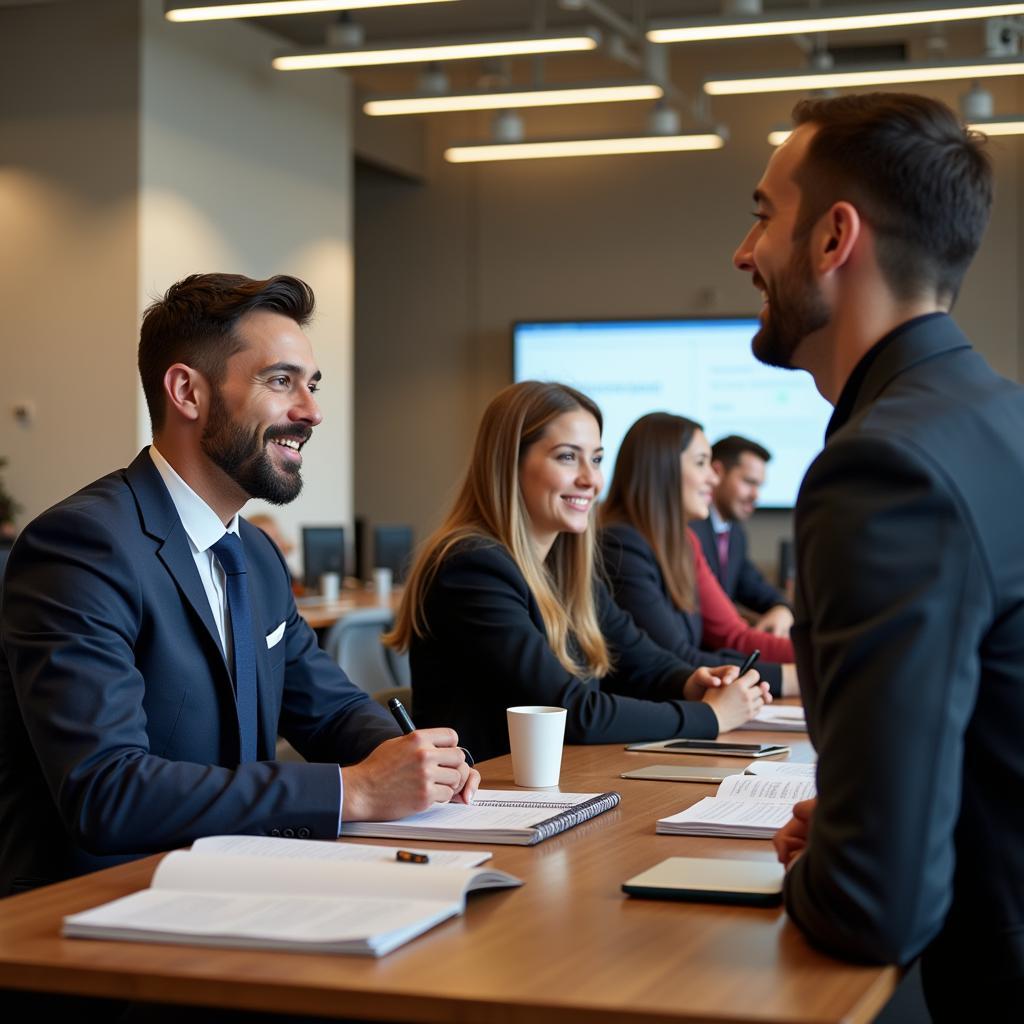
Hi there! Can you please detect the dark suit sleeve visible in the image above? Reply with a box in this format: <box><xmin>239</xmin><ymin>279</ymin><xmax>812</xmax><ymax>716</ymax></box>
<box><xmin>2</xmin><ymin>506</ymin><xmax>367</xmax><ymax>854</ymax></box>
<box><xmin>732</xmin><ymin>523</ymin><xmax>789</xmax><ymax>614</ymax></box>
<box><xmin>601</xmin><ymin>526</ymin><xmax>784</xmax><ymax>695</ymax></box>
<box><xmin>426</xmin><ymin>545</ymin><xmax>718</xmax><ymax>744</ymax></box>
<box><xmin>784</xmin><ymin>433</ymin><xmax>989</xmax><ymax>964</ymax></box>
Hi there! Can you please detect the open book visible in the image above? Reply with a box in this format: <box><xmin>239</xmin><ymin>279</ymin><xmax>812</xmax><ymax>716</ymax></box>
<box><xmin>62</xmin><ymin>836</ymin><xmax>521</xmax><ymax>957</ymax></box>
<box><xmin>657</xmin><ymin>774</ymin><xmax>817</xmax><ymax>839</ymax></box>
<box><xmin>343</xmin><ymin>790</ymin><xmax>621</xmax><ymax>845</ymax></box>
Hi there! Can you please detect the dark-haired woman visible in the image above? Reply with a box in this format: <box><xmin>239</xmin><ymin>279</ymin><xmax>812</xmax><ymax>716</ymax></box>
<box><xmin>601</xmin><ymin>412</ymin><xmax>798</xmax><ymax>698</ymax></box>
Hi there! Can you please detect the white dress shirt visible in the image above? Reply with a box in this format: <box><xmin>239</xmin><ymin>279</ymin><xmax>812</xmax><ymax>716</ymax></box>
<box><xmin>708</xmin><ymin>502</ymin><xmax>732</xmax><ymax>539</ymax></box>
<box><xmin>149</xmin><ymin>445</ymin><xmax>239</xmax><ymax>663</ymax></box>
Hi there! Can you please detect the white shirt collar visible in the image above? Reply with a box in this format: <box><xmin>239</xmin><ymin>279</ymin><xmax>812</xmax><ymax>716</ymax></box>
<box><xmin>149</xmin><ymin>445</ymin><xmax>239</xmax><ymax>553</ymax></box>
<box><xmin>708</xmin><ymin>503</ymin><xmax>731</xmax><ymax>536</ymax></box>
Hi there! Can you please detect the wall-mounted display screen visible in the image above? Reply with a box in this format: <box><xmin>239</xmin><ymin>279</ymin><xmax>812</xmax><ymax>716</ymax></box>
<box><xmin>512</xmin><ymin>318</ymin><xmax>832</xmax><ymax>510</ymax></box>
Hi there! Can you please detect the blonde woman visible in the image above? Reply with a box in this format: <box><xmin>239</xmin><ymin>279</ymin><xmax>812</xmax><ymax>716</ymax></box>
<box><xmin>386</xmin><ymin>382</ymin><xmax>768</xmax><ymax>762</ymax></box>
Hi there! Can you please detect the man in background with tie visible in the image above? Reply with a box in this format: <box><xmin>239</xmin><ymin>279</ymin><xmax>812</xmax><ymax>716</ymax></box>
<box><xmin>690</xmin><ymin>434</ymin><xmax>793</xmax><ymax>635</ymax></box>
<box><xmin>0</xmin><ymin>272</ymin><xmax>478</xmax><ymax>897</ymax></box>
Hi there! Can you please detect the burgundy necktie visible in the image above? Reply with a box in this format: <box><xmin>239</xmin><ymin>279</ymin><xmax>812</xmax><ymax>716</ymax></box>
<box><xmin>716</xmin><ymin>529</ymin><xmax>730</xmax><ymax>576</ymax></box>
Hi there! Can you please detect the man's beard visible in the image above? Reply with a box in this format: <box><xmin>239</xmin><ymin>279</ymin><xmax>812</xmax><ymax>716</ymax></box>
<box><xmin>751</xmin><ymin>243</ymin><xmax>830</xmax><ymax>370</ymax></box>
<box><xmin>201</xmin><ymin>389</ymin><xmax>306</xmax><ymax>505</ymax></box>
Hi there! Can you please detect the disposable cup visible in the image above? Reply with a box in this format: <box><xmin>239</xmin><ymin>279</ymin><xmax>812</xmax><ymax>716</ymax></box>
<box><xmin>506</xmin><ymin>706</ymin><xmax>567</xmax><ymax>788</ymax></box>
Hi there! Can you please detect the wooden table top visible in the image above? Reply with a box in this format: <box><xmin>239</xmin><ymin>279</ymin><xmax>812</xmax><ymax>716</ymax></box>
<box><xmin>0</xmin><ymin>732</ymin><xmax>897</xmax><ymax>1023</ymax></box>
<box><xmin>296</xmin><ymin>586</ymin><xmax>402</xmax><ymax>630</ymax></box>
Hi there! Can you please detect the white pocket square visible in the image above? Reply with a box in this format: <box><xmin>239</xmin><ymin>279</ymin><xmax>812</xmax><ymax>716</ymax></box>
<box><xmin>265</xmin><ymin>621</ymin><xmax>286</xmax><ymax>649</ymax></box>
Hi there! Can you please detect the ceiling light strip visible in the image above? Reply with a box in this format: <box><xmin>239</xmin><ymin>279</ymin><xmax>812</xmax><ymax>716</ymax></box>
<box><xmin>706</xmin><ymin>58</ymin><xmax>1024</xmax><ymax>95</ymax></box>
<box><xmin>274</xmin><ymin>32</ymin><xmax>601</xmax><ymax>70</ymax></box>
<box><xmin>649</xmin><ymin>3</ymin><xmax>1024</xmax><ymax>44</ymax></box>
<box><xmin>966</xmin><ymin>118</ymin><xmax>1024</xmax><ymax>135</ymax></box>
<box><xmin>166</xmin><ymin>0</ymin><xmax>456</xmax><ymax>21</ymax></box>
<box><xmin>769</xmin><ymin>118</ymin><xmax>1024</xmax><ymax>145</ymax></box>
<box><xmin>444</xmin><ymin>134</ymin><xmax>725</xmax><ymax>163</ymax></box>
<box><xmin>364</xmin><ymin>82</ymin><xmax>663</xmax><ymax>116</ymax></box>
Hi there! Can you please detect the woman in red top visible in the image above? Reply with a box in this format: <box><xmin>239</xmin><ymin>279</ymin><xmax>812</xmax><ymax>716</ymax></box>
<box><xmin>601</xmin><ymin>412</ymin><xmax>798</xmax><ymax>697</ymax></box>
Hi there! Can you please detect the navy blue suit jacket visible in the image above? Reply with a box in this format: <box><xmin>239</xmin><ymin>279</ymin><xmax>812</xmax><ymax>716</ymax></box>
<box><xmin>691</xmin><ymin>515</ymin><xmax>787</xmax><ymax>614</ymax></box>
<box><xmin>0</xmin><ymin>449</ymin><xmax>399</xmax><ymax>895</ymax></box>
<box><xmin>784</xmin><ymin>316</ymin><xmax>1024</xmax><ymax>1011</ymax></box>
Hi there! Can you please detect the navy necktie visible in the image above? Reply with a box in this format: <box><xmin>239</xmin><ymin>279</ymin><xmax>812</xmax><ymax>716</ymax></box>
<box><xmin>212</xmin><ymin>533</ymin><xmax>258</xmax><ymax>764</ymax></box>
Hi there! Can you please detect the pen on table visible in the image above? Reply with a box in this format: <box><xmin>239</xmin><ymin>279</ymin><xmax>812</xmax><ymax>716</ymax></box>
<box><xmin>387</xmin><ymin>697</ymin><xmax>475</xmax><ymax>767</ymax></box>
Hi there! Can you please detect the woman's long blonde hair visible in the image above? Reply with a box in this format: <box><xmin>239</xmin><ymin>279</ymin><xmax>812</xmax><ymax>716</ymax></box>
<box><xmin>385</xmin><ymin>381</ymin><xmax>611</xmax><ymax>679</ymax></box>
<box><xmin>600</xmin><ymin>412</ymin><xmax>702</xmax><ymax>613</ymax></box>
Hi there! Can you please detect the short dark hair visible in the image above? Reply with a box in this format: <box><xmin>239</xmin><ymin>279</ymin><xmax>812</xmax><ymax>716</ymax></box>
<box><xmin>791</xmin><ymin>92</ymin><xmax>992</xmax><ymax>304</ymax></box>
<box><xmin>138</xmin><ymin>273</ymin><xmax>316</xmax><ymax>431</ymax></box>
<box><xmin>711</xmin><ymin>435</ymin><xmax>771</xmax><ymax>471</ymax></box>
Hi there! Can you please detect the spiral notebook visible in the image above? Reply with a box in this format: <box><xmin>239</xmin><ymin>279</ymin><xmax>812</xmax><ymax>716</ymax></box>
<box><xmin>343</xmin><ymin>790</ymin><xmax>621</xmax><ymax>845</ymax></box>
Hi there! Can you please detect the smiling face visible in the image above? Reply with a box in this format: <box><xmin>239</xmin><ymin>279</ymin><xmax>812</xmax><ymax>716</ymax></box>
<box><xmin>518</xmin><ymin>409</ymin><xmax>604</xmax><ymax>558</ymax></box>
<box><xmin>200</xmin><ymin>310</ymin><xmax>323</xmax><ymax>505</ymax></box>
<box><xmin>681</xmin><ymin>428</ymin><xmax>718</xmax><ymax>521</ymax></box>
<box><xmin>733</xmin><ymin>124</ymin><xmax>831</xmax><ymax>369</ymax></box>
<box><xmin>713</xmin><ymin>452</ymin><xmax>766</xmax><ymax>523</ymax></box>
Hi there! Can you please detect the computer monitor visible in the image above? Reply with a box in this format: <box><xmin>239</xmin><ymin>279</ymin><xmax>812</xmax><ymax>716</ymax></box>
<box><xmin>373</xmin><ymin>524</ymin><xmax>414</xmax><ymax>584</ymax></box>
<box><xmin>301</xmin><ymin>526</ymin><xmax>345</xmax><ymax>591</ymax></box>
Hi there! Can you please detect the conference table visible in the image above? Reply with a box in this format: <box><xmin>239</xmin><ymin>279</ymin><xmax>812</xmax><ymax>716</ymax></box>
<box><xmin>0</xmin><ymin>730</ymin><xmax>897</xmax><ymax>1023</ymax></box>
<box><xmin>296</xmin><ymin>586</ymin><xmax>402</xmax><ymax>631</ymax></box>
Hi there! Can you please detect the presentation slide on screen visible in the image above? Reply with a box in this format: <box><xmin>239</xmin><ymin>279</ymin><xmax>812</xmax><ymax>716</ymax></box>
<box><xmin>513</xmin><ymin>319</ymin><xmax>832</xmax><ymax>509</ymax></box>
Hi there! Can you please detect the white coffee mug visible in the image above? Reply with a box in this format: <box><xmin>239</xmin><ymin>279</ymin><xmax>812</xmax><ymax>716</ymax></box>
<box><xmin>506</xmin><ymin>706</ymin><xmax>567</xmax><ymax>788</ymax></box>
<box><xmin>320</xmin><ymin>571</ymin><xmax>340</xmax><ymax>603</ymax></box>
<box><xmin>373</xmin><ymin>566</ymin><xmax>393</xmax><ymax>603</ymax></box>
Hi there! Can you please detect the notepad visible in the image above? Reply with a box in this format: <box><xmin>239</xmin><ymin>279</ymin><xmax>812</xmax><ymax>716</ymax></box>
<box><xmin>622</xmin><ymin>856</ymin><xmax>785</xmax><ymax>906</ymax></box>
<box><xmin>62</xmin><ymin>837</ymin><xmax>520</xmax><ymax>956</ymax></box>
<box><xmin>735</xmin><ymin>705</ymin><xmax>807</xmax><ymax>732</ymax></box>
<box><xmin>656</xmin><ymin>774</ymin><xmax>817</xmax><ymax>839</ymax></box>
<box><xmin>343</xmin><ymin>790</ymin><xmax>621</xmax><ymax>845</ymax></box>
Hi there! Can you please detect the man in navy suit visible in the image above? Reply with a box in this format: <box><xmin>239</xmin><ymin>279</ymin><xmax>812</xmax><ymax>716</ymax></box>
<box><xmin>734</xmin><ymin>94</ymin><xmax>1023</xmax><ymax>1016</ymax></box>
<box><xmin>0</xmin><ymin>273</ymin><xmax>478</xmax><ymax>896</ymax></box>
<box><xmin>690</xmin><ymin>434</ymin><xmax>793</xmax><ymax>635</ymax></box>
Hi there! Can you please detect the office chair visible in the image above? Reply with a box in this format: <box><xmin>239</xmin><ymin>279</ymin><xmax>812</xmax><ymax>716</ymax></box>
<box><xmin>322</xmin><ymin>607</ymin><xmax>399</xmax><ymax>696</ymax></box>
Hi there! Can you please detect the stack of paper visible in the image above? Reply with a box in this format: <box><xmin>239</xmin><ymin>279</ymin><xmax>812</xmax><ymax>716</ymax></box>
<box><xmin>735</xmin><ymin>705</ymin><xmax>807</xmax><ymax>732</ymax></box>
<box><xmin>743</xmin><ymin>761</ymin><xmax>816</xmax><ymax>780</ymax></box>
<box><xmin>656</xmin><ymin>775</ymin><xmax>817</xmax><ymax>839</ymax></box>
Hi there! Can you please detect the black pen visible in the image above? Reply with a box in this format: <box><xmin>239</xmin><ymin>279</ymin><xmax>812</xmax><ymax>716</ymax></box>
<box><xmin>388</xmin><ymin>696</ymin><xmax>416</xmax><ymax>734</ymax></box>
<box><xmin>387</xmin><ymin>697</ymin><xmax>475</xmax><ymax>767</ymax></box>
<box><xmin>737</xmin><ymin>649</ymin><xmax>761</xmax><ymax>680</ymax></box>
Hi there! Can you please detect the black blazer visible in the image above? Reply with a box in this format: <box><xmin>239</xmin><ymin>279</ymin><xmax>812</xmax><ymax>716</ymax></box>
<box><xmin>410</xmin><ymin>539</ymin><xmax>718</xmax><ymax>763</ymax></box>
<box><xmin>600</xmin><ymin>523</ymin><xmax>782</xmax><ymax>696</ymax></box>
<box><xmin>784</xmin><ymin>315</ymin><xmax>1024</xmax><ymax>1012</ymax></box>
<box><xmin>691</xmin><ymin>515</ymin><xmax>787</xmax><ymax>614</ymax></box>
<box><xmin>0</xmin><ymin>450</ymin><xmax>399</xmax><ymax>895</ymax></box>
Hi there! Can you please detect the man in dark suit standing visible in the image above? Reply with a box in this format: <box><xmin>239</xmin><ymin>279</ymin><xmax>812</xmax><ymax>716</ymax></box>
<box><xmin>734</xmin><ymin>93</ymin><xmax>1023</xmax><ymax>1017</ymax></box>
<box><xmin>0</xmin><ymin>273</ymin><xmax>478</xmax><ymax>896</ymax></box>
<box><xmin>691</xmin><ymin>435</ymin><xmax>792</xmax><ymax>635</ymax></box>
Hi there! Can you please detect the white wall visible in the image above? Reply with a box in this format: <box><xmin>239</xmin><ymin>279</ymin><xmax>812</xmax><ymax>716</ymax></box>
<box><xmin>0</xmin><ymin>0</ymin><xmax>140</xmax><ymax>527</ymax></box>
<box><xmin>140</xmin><ymin>0</ymin><xmax>355</xmax><ymax>569</ymax></box>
